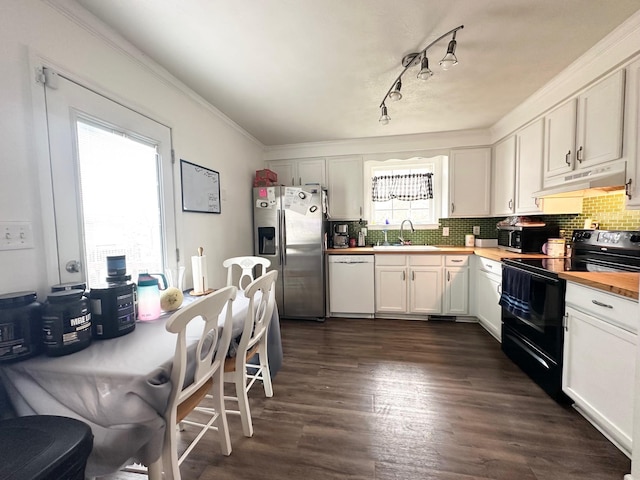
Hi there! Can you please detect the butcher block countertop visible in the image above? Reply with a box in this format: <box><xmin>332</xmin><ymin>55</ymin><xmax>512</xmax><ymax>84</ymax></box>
<box><xmin>558</xmin><ymin>272</ymin><xmax>639</xmax><ymax>300</ymax></box>
<box><xmin>326</xmin><ymin>247</ymin><xmax>639</xmax><ymax>300</ymax></box>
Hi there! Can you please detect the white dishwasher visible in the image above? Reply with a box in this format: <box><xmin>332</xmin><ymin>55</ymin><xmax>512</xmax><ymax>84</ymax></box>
<box><xmin>328</xmin><ymin>255</ymin><xmax>375</xmax><ymax>317</ymax></box>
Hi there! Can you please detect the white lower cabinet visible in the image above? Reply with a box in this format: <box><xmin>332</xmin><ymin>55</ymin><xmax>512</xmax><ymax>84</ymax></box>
<box><xmin>474</xmin><ymin>257</ymin><xmax>502</xmax><ymax>341</ymax></box>
<box><xmin>444</xmin><ymin>256</ymin><xmax>469</xmax><ymax>315</ymax></box>
<box><xmin>563</xmin><ymin>282</ymin><xmax>637</xmax><ymax>457</ymax></box>
<box><xmin>375</xmin><ymin>255</ymin><xmax>442</xmax><ymax>315</ymax></box>
<box><xmin>374</xmin><ymin>254</ymin><xmax>470</xmax><ymax>316</ymax></box>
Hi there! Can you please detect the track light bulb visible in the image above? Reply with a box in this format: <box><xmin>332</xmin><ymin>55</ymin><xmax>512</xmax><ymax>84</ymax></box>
<box><xmin>439</xmin><ymin>38</ymin><xmax>458</xmax><ymax>70</ymax></box>
<box><xmin>417</xmin><ymin>56</ymin><xmax>433</xmax><ymax>80</ymax></box>
<box><xmin>379</xmin><ymin>105</ymin><xmax>390</xmax><ymax>125</ymax></box>
<box><xmin>388</xmin><ymin>79</ymin><xmax>402</xmax><ymax>101</ymax></box>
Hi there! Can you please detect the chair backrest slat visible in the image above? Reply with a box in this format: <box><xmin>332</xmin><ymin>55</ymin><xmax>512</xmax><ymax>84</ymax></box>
<box><xmin>237</xmin><ymin>270</ymin><xmax>278</xmax><ymax>355</ymax></box>
<box><xmin>223</xmin><ymin>256</ymin><xmax>271</xmax><ymax>290</ymax></box>
<box><xmin>164</xmin><ymin>285</ymin><xmax>237</xmax><ymax>417</ymax></box>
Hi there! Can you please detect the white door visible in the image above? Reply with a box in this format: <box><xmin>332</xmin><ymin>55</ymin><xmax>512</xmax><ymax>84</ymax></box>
<box><xmin>44</xmin><ymin>70</ymin><xmax>177</xmax><ymax>286</ymax></box>
<box><xmin>444</xmin><ymin>267</ymin><xmax>469</xmax><ymax>315</ymax></box>
<box><xmin>544</xmin><ymin>99</ymin><xmax>577</xmax><ymax>179</ymax></box>
<box><xmin>448</xmin><ymin>148</ymin><xmax>492</xmax><ymax>217</ymax></box>
<box><xmin>492</xmin><ymin>136</ymin><xmax>516</xmax><ymax>216</ymax></box>
<box><xmin>375</xmin><ymin>266</ymin><xmax>407</xmax><ymax>313</ymax></box>
<box><xmin>409</xmin><ymin>267</ymin><xmax>442</xmax><ymax>314</ymax></box>
<box><xmin>515</xmin><ymin>119</ymin><xmax>544</xmax><ymax>214</ymax></box>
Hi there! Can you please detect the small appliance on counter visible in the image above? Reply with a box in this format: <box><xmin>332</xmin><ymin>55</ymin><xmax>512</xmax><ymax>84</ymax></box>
<box><xmin>0</xmin><ymin>291</ymin><xmax>42</xmax><ymax>362</ymax></box>
<box><xmin>497</xmin><ymin>223</ymin><xmax>559</xmax><ymax>253</ymax></box>
<box><xmin>332</xmin><ymin>224</ymin><xmax>349</xmax><ymax>249</ymax></box>
<box><xmin>42</xmin><ymin>289</ymin><xmax>92</xmax><ymax>356</ymax></box>
<box><xmin>88</xmin><ymin>255</ymin><xmax>137</xmax><ymax>339</ymax></box>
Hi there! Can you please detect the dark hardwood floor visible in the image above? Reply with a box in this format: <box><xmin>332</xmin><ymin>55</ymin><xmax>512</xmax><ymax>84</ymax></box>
<box><xmin>104</xmin><ymin>318</ymin><xmax>630</xmax><ymax>480</ymax></box>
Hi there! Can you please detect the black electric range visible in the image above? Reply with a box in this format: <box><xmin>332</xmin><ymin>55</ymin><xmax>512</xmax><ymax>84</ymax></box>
<box><xmin>500</xmin><ymin>229</ymin><xmax>640</xmax><ymax>403</ymax></box>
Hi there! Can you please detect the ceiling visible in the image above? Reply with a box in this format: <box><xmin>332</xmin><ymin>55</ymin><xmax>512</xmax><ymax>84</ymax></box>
<box><xmin>70</xmin><ymin>0</ymin><xmax>640</xmax><ymax>146</ymax></box>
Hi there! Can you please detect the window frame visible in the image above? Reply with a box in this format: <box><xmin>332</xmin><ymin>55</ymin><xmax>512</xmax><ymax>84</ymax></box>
<box><xmin>363</xmin><ymin>153</ymin><xmax>446</xmax><ymax>230</ymax></box>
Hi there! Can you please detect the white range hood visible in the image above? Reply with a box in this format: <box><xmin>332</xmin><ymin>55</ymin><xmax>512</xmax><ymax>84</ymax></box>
<box><xmin>533</xmin><ymin>162</ymin><xmax>627</xmax><ymax>198</ymax></box>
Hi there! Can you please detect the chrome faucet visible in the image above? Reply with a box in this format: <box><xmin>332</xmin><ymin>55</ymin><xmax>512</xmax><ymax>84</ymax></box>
<box><xmin>398</xmin><ymin>219</ymin><xmax>415</xmax><ymax>245</ymax></box>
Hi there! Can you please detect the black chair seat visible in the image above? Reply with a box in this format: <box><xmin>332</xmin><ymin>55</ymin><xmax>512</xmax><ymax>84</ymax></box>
<box><xmin>0</xmin><ymin>415</ymin><xmax>93</xmax><ymax>480</ymax></box>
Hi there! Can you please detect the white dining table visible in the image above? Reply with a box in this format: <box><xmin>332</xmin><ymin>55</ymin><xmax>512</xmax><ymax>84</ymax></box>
<box><xmin>0</xmin><ymin>290</ymin><xmax>282</xmax><ymax>478</ymax></box>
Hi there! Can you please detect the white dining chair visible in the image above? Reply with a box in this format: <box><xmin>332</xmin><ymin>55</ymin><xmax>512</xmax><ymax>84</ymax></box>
<box><xmin>223</xmin><ymin>256</ymin><xmax>271</xmax><ymax>290</ymax></box>
<box><xmin>224</xmin><ymin>269</ymin><xmax>278</xmax><ymax>438</ymax></box>
<box><xmin>149</xmin><ymin>285</ymin><xmax>237</xmax><ymax>480</ymax></box>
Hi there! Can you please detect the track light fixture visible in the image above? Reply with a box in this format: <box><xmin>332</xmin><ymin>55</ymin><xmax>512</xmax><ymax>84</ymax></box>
<box><xmin>378</xmin><ymin>25</ymin><xmax>463</xmax><ymax>124</ymax></box>
<box><xmin>379</xmin><ymin>104</ymin><xmax>390</xmax><ymax>125</ymax></box>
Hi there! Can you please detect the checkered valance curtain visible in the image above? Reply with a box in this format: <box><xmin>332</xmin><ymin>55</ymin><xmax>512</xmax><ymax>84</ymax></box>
<box><xmin>371</xmin><ymin>173</ymin><xmax>433</xmax><ymax>202</ymax></box>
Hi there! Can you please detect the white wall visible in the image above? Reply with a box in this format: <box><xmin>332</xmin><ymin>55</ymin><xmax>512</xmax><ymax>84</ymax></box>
<box><xmin>0</xmin><ymin>0</ymin><xmax>264</xmax><ymax>296</ymax></box>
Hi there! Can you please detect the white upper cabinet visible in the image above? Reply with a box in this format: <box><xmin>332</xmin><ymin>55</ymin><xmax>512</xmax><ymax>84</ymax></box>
<box><xmin>544</xmin><ymin>70</ymin><xmax>625</xmax><ymax>182</ymax></box>
<box><xmin>515</xmin><ymin>119</ymin><xmax>544</xmax><ymax>214</ymax></box>
<box><xmin>492</xmin><ymin>136</ymin><xmax>516</xmax><ymax>216</ymax></box>
<box><xmin>624</xmin><ymin>58</ymin><xmax>640</xmax><ymax>208</ymax></box>
<box><xmin>327</xmin><ymin>155</ymin><xmax>363</xmax><ymax>220</ymax></box>
<box><xmin>266</xmin><ymin>157</ymin><xmax>326</xmax><ymax>186</ymax></box>
<box><xmin>449</xmin><ymin>148</ymin><xmax>492</xmax><ymax>217</ymax></box>
<box><xmin>544</xmin><ymin>99</ymin><xmax>577</xmax><ymax>178</ymax></box>
<box><xmin>576</xmin><ymin>69</ymin><xmax>625</xmax><ymax>169</ymax></box>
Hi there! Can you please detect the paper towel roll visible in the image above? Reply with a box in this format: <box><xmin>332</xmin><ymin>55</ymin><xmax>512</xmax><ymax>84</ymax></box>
<box><xmin>191</xmin><ymin>255</ymin><xmax>209</xmax><ymax>294</ymax></box>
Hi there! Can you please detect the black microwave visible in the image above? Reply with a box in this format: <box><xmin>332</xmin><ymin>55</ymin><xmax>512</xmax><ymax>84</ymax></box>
<box><xmin>497</xmin><ymin>225</ymin><xmax>559</xmax><ymax>253</ymax></box>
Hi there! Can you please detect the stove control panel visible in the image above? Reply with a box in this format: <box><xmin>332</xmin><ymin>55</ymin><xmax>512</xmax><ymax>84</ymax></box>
<box><xmin>572</xmin><ymin>229</ymin><xmax>640</xmax><ymax>249</ymax></box>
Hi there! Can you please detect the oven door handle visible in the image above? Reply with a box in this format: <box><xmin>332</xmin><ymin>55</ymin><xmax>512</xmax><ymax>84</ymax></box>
<box><xmin>504</xmin><ymin>266</ymin><xmax>561</xmax><ymax>285</ymax></box>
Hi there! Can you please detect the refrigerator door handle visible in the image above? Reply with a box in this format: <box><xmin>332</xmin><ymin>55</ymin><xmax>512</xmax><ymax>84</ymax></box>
<box><xmin>281</xmin><ymin>210</ymin><xmax>287</xmax><ymax>265</ymax></box>
<box><xmin>276</xmin><ymin>209</ymin><xmax>283</xmax><ymax>266</ymax></box>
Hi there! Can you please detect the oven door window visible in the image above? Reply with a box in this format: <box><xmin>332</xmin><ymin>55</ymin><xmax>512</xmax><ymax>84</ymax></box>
<box><xmin>502</xmin><ymin>268</ymin><xmax>565</xmax><ymax>359</ymax></box>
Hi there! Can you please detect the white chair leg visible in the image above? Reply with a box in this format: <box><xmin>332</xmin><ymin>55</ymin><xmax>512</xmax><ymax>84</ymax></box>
<box><xmin>236</xmin><ymin>371</ymin><xmax>254</xmax><ymax>437</ymax></box>
<box><xmin>212</xmin><ymin>371</ymin><xmax>232</xmax><ymax>456</ymax></box>
<box><xmin>162</xmin><ymin>413</ymin><xmax>180</xmax><ymax>480</ymax></box>
<box><xmin>258</xmin><ymin>342</ymin><xmax>273</xmax><ymax>397</ymax></box>
<box><xmin>147</xmin><ymin>458</ymin><xmax>163</xmax><ymax>480</ymax></box>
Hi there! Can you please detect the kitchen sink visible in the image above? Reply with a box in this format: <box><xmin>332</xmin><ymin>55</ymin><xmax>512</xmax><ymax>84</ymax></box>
<box><xmin>372</xmin><ymin>245</ymin><xmax>440</xmax><ymax>251</ymax></box>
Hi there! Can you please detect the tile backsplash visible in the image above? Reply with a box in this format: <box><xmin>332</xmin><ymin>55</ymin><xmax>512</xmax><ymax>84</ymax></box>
<box><xmin>333</xmin><ymin>192</ymin><xmax>640</xmax><ymax>247</ymax></box>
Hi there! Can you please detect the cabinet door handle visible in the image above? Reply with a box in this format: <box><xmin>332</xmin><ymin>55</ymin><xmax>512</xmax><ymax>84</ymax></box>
<box><xmin>451</xmin><ymin>203</ymin><xmax>455</xmax><ymax>213</ymax></box>
<box><xmin>563</xmin><ymin>313</ymin><xmax>569</xmax><ymax>331</ymax></box>
<box><xmin>291</xmin><ymin>177</ymin><xmax>295</xmax><ymax>185</ymax></box>
<box><xmin>486</xmin><ymin>264</ymin><xmax>492</xmax><ymax>269</ymax></box>
<box><xmin>591</xmin><ymin>299</ymin><xmax>613</xmax><ymax>309</ymax></box>
<box><xmin>625</xmin><ymin>178</ymin><xmax>632</xmax><ymax>200</ymax></box>
<box><xmin>447</xmin><ymin>271</ymin><xmax>450</xmax><ymax>282</ymax></box>
<box><xmin>298</xmin><ymin>177</ymin><xmax>302</xmax><ymax>185</ymax></box>
<box><xmin>451</xmin><ymin>259</ymin><xmax>463</xmax><ymax>263</ymax></box>
<box><xmin>534</xmin><ymin>197</ymin><xmax>539</xmax><ymax>207</ymax></box>
<box><xmin>565</xmin><ymin>150</ymin><xmax>571</xmax><ymax>166</ymax></box>
<box><xmin>576</xmin><ymin>146</ymin><xmax>583</xmax><ymax>163</ymax></box>
<box><xmin>508</xmin><ymin>199</ymin><xmax>513</xmax><ymax>210</ymax></box>
<box><xmin>360</xmin><ymin>206</ymin><xmax>363</xmax><ymax>216</ymax></box>
<box><xmin>497</xmin><ymin>284</ymin><xmax>502</xmax><ymax>294</ymax></box>
<box><xmin>402</xmin><ymin>271</ymin><xmax>406</xmax><ymax>281</ymax></box>
<box><xmin>412</xmin><ymin>271</ymin><xmax>415</xmax><ymax>281</ymax></box>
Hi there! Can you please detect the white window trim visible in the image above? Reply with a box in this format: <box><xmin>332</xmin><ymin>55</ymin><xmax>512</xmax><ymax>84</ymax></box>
<box><xmin>363</xmin><ymin>154</ymin><xmax>445</xmax><ymax>230</ymax></box>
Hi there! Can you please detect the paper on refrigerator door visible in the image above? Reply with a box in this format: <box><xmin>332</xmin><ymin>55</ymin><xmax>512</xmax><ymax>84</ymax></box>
<box><xmin>283</xmin><ymin>187</ymin><xmax>313</xmax><ymax>215</ymax></box>
<box><xmin>191</xmin><ymin>255</ymin><xmax>208</xmax><ymax>293</ymax></box>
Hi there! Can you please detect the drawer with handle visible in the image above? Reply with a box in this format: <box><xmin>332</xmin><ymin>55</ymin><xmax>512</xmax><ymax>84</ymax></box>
<box><xmin>565</xmin><ymin>282</ymin><xmax>637</xmax><ymax>334</ymax></box>
<box><xmin>445</xmin><ymin>255</ymin><xmax>470</xmax><ymax>267</ymax></box>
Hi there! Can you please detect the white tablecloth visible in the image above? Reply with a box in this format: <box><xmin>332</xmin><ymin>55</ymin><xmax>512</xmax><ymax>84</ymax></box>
<box><xmin>0</xmin><ymin>292</ymin><xmax>282</xmax><ymax>477</ymax></box>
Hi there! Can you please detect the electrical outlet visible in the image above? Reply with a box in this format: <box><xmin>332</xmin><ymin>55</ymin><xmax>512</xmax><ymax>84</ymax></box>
<box><xmin>442</xmin><ymin>226</ymin><xmax>449</xmax><ymax>236</ymax></box>
<box><xmin>473</xmin><ymin>226</ymin><xmax>480</xmax><ymax>235</ymax></box>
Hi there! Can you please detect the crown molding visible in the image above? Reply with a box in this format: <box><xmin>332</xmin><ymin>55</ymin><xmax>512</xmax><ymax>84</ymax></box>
<box><xmin>42</xmin><ymin>0</ymin><xmax>263</xmax><ymax>148</ymax></box>
<box><xmin>491</xmin><ymin>9</ymin><xmax>640</xmax><ymax>142</ymax></box>
<box><xmin>263</xmin><ymin>128</ymin><xmax>491</xmax><ymax>161</ymax></box>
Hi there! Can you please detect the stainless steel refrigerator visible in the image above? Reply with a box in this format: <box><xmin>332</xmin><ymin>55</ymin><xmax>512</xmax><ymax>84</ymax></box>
<box><xmin>253</xmin><ymin>185</ymin><xmax>326</xmax><ymax>320</ymax></box>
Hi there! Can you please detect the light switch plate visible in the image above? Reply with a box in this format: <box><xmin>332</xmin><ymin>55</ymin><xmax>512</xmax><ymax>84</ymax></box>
<box><xmin>0</xmin><ymin>222</ymin><xmax>34</xmax><ymax>250</ymax></box>
<box><xmin>442</xmin><ymin>226</ymin><xmax>450</xmax><ymax>236</ymax></box>
<box><xmin>473</xmin><ymin>226</ymin><xmax>480</xmax><ymax>235</ymax></box>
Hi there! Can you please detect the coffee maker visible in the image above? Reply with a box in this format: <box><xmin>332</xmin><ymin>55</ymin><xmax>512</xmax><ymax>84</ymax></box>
<box><xmin>332</xmin><ymin>224</ymin><xmax>349</xmax><ymax>248</ymax></box>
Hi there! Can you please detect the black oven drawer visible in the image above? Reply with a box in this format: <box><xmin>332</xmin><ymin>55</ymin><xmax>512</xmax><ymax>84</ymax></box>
<box><xmin>502</xmin><ymin>324</ymin><xmax>570</xmax><ymax>403</ymax></box>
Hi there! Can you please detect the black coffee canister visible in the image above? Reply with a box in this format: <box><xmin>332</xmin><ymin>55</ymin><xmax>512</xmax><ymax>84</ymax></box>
<box><xmin>0</xmin><ymin>291</ymin><xmax>42</xmax><ymax>362</ymax></box>
<box><xmin>42</xmin><ymin>290</ymin><xmax>91</xmax><ymax>356</ymax></box>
